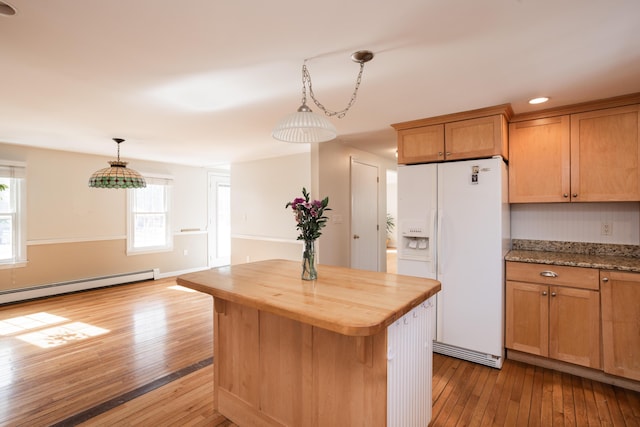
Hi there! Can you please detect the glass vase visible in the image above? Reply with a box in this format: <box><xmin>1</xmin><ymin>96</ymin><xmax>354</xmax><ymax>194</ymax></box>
<box><xmin>301</xmin><ymin>239</ymin><xmax>317</xmax><ymax>281</ymax></box>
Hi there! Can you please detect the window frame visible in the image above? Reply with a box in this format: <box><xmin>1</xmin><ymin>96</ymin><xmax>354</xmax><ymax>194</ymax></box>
<box><xmin>126</xmin><ymin>175</ymin><xmax>173</xmax><ymax>255</ymax></box>
<box><xmin>0</xmin><ymin>161</ymin><xmax>27</xmax><ymax>269</ymax></box>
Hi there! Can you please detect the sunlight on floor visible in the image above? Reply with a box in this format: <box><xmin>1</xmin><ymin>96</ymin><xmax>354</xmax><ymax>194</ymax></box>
<box><xmin>168</xmin><ymin>285</ymin><xmax>197</xmax><ymax>293</ymax></box>
<box><xmin>17</xmin><ymin>322</ymin><xmax>109</xmax><ymax>348</ymax></box>
<box><xmin>1</xmin><ymin>311</ymin><xmax>110</xmax><ymax>349</ymax></box>
<box><xmin>0</xmin><ymin>312</ymin><xmax>68</xmax><ymax>335</ymax></box>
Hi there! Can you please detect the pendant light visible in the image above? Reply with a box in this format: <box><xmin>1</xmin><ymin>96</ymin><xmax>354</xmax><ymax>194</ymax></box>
<box><xmin>88</xmin><ymin>138</ymin><xmax>146</xmax><ymax>189</ymax></box>
<box><xmin>272</xmin><ymin>50</ymin><xmax>374</xmax><ymax>143</ymax></box>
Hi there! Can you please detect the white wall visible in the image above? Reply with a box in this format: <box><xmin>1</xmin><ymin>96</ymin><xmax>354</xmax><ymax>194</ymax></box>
<box><xmin>318</xmin><ymin>141</ymin><xmax>397</xmax><ymax>270</ymax></box>
<box><xmin>511</xmin><ymin>202</ymin><xmax>640</xmax><ymax>245</ymax></box>
<box><xmin>26</xmin><ymin>148</ymin><xmax>209</xmax><ymax>242</ymax></box>
<box><xmin>0</xmin><ymin>142</ymin><xmax>211</xmax><ymax>292</ymax></box>
<box><xmin>230</xmin><ymin>153</ymin><xmax>311</xmax><ymax>264</ymax></box>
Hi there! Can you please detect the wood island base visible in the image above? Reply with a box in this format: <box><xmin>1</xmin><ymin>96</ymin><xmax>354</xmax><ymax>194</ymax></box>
<box><xmin>178</xmin><ymin>260</ymin><xmax>440</xmax><ymax>426</ymax></box>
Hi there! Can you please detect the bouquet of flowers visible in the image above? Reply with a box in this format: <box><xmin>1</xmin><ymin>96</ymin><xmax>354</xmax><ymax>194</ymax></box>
<box><xmin>285</xmin><ymin>187</ymin><xmax>331</xmax><ymax>241</ymax></box>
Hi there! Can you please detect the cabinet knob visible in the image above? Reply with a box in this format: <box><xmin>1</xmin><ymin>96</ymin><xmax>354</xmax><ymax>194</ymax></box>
<box><xmin>353</xmin><ymin>234</ymin><xmax>360</xmax><ymax>239</ymax></box>
<box><xmin>563</xmin><ymin>193</ymin><xmax>569</xmax><ymax>198</ymax></box>
<box><xmin>551</xmin><ymin>292</ymin><xmax>557</xmax><ymax>297</ymax></box>
<box><xmin>542</xmin><ymin>291</ymin><xmax>548</xmax><ymax>296</ymax></box>
<box><xmin>446</xmin><ymin>152</ymin><xmax>451</xmax><ymax>156</ymax></box>
<box><xmin>438</xmin><ymin>152</ymin><xmax>443</xmax><ymax>156</ymax></box>
<box><xmin>572</xmin><ymin>193</ymin><xmax>578</xmax><ymax>198</ymax></box>
<box><xmin>602</xmin><ymin>277</ymin><xmax>609</xmax><ymax>282</ymax></box>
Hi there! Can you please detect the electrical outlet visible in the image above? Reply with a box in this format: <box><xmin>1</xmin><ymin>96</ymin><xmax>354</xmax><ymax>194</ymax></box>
<box><xmin>601</xmin><ymin>221</ymin><xmax>612</xmax><ymax>236</ymax></box>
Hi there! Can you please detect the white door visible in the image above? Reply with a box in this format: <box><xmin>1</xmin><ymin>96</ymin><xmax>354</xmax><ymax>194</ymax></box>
<box><xmin>350</xmin><ymin>158</ymin><xmax>379</xmax><ymax>271</ymax></box>
<box><xmin>208</xmin><ymin>173</ymin><xmax>231</xmax><ymax>267</ymax></box>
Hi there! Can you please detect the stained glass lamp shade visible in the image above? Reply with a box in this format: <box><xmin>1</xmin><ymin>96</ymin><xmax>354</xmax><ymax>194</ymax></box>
<box><xmin>88</xmin><ymin>138</ymin><xmax>146</xmax><ymax>189</ymax></box>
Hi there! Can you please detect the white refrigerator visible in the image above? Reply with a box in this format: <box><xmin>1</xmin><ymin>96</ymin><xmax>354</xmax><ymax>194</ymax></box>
<box><xmin>397</xmin><ymin>156</ymin><xmax>510</xmax><ymax>368</ymax></box>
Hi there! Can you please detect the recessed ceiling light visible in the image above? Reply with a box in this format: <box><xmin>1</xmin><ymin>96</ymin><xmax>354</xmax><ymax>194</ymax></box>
<box><xmin>0</xmin><ymin>1</ymin><xmax>16</xmax><ymax>16</ymax></box>
<box><xmin>529</xmin><ymin>97</ymin><xmax>550</xmax><ymax>105</ymax></box>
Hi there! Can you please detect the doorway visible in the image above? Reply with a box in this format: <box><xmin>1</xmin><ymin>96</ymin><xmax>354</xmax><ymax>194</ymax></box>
<box><xmin>208</xmin><ymin>173</ymin><xmax>230</xmax><ymax>267</ymax></box>
<box><xmin>386</xmin><ymin>169</ymin><xmax>398</xmax><ymax>273</ymax></box>
<box><xmin>350</xmin><ymin>158</ymin><xmax>379</xmax><ymax>271</ymax></box>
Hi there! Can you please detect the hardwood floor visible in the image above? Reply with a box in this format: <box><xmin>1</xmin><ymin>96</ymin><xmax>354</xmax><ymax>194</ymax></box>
<box><xmin>431</xmin><ymin>353</ymin><xmax>640</xmax><ymax>426</ymax></box>
<box><xmin>1</xmin><ymin>278</ymin><xmax>638</xmax><ymax>426</ymax></box>
<box><xmin>0</xmin><ymin>278</ymin><xmax>218</xmax><ymax>426</ymax></box>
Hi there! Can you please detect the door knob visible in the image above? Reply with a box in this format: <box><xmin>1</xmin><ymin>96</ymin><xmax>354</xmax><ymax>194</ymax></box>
<box><xmin>353</xmin><ymin>234</ymin><xmax>360</xmax><ymax>239</ymax></box>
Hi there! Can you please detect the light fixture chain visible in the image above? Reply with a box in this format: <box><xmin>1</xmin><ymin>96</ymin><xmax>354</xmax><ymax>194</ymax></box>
<box><xmin>301</xmin><ymin>64</ymin><xmax>308</xmax><ymax>106</ymax></box>
<box><xmin>304</xmin><ymin>61</ymin><xmax>366</xmax><ymax>119</ymax></box>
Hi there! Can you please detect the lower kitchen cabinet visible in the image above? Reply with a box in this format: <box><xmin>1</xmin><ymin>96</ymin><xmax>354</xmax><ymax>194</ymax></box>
<box><xmin>601</xmin><ymin>270</ymin><xmax>640</xmax><ymax>381</ymax></box>
<box><xmin>506</xmin><ymin>262</ymin><xmax>601</xmax><ymax>369</ymax></box>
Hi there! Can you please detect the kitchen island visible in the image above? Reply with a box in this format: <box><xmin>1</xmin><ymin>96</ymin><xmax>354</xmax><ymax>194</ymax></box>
<box><xmin>177</xmin><ymin>259</ymin><xmax>441</xmax><ymax>427</ymax></box>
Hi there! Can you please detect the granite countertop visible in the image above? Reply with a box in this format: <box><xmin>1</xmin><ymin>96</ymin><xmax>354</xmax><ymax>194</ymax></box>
<box><xmin>506</xmin><ymin>240</ymin><xmax>640</xmax><ymax>273</ymax></box>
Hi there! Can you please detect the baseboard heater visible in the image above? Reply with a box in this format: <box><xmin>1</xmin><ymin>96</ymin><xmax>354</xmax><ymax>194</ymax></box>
<box><xmin>0</xmin><ymin>269</ymin><xmax>157</xmax><ymax>305</ymax></box>
<box><xmin>433</xmin><ymin>341</ymin><xmax>503</xmax><ymax>369</ymax></box>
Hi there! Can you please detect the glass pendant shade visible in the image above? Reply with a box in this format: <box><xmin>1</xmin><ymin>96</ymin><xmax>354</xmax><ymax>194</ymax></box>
<box><xmin>88</xmin><ymin>138</ymin><xmax>146</xmax><ymax>189</ymax></box>
<box><xmin>272</xmin><ymin>51</ymin><xmax>372</xmax><ymax>143</ymax></box>
<box><xmin>272</xmin><ymin>104</ymin><xmax>337</xmax><ymax>143</ymax></box>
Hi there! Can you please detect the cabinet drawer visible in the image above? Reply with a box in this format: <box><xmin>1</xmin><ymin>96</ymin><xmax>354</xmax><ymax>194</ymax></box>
<box><xmin>506</xmin><ymin>262</ymin><xmax>599</xmax><ymax>290</ymax></box>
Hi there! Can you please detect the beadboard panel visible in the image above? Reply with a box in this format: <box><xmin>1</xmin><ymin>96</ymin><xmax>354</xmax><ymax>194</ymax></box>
<box><xmin>511</xmin><ymin>202</ymin><xmax>640</xmax><ymax>245</ymax></box>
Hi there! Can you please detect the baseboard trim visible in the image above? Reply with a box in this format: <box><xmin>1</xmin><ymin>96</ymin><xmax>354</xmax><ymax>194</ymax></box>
<box><xmin>0</xmin><ymin>266</ymin><xmax>214</xmax><ymax>305</ymax></box>
<box><xmin>0</xmin><ymin>270</ymin><xmax>155</xmax><ymax>305</ymax></box>
<box><xmin>154</xmin><ymin>265</ymin><xmax>210</xmax><ymax>279</ymax></box>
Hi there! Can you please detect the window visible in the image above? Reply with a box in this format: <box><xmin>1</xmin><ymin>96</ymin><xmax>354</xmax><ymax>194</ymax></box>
<box><xmin>127</xmin><ymin>176</ymin><xmax>172</xmax><ymax>254</ymax></box>
<box><xmin>0</xmin><ymin>162</ymin><xmax>27</xmax><ymax>268</ymax></box>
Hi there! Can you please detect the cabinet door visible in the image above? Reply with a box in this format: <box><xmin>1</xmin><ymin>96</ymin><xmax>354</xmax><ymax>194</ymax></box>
<box><xmin>548</xmin><ymin>286</ymin><xmax>601</xmax><ymax>369</ymax></box>
<box><xmin>444</xmin><ymin>115</ymin><xmax>507</xmax><ymax>161</ymax></box>
<box><xmin>508</xmin><ymin>116</ymin><xmax>571</xmax><ymax>203</ymax></box>
<box><xmin>570</xmin><ymin>104</ymin><xmax>640</xmax><ymax>201</ymax></box>
<box><xmin>601</xmin><ymin>270</ymin><xmax>640</xmax><ymax>381</ymax></box>
<box><xmin>397</xmin><ymin>124</ymin><xmax>444</xmax><ymax>164</ymax></box>
<box><xmin>505</xmin><ymin>281</ymin><xmax>548</xmax><ymax>356</ymax></box>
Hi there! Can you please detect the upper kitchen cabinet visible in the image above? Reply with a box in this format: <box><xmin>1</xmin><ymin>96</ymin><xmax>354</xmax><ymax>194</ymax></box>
<box><xmin>396</xmin><ymin>124</ymin><xmax>444</xmax><ymax>164</ymax></box>
<box><xmin>393</xmin><ymin>104</ymin><xmax>512</xmax><ymax>165</ymax></box>
<box><xmin>571</xmin><ymin>104</ymin><xmax>640</xmax><ymax>202</ymax></box>
<box><xmin>509</xmin><ymin>116</ymin><xmax>571</xmax><ymax>203</ymax></box>
<box><xmin>509</xmin><ymin>93</ymin><xmax>640</xmax><ymax>203</ymax></box>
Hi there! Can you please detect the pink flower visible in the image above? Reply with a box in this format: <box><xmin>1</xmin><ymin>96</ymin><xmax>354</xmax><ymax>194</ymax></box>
<box><xmin>285</xmin><ymin>188</ymin><xmax>331</xmax><ymax>241</ymax></box>
<box><xmin>290</xmin><ymin>197</ymin><xmax>305</xmax><ymax>209</ymax></box>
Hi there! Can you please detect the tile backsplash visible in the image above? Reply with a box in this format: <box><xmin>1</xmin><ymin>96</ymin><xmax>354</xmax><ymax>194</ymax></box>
<box><xmin>511</xmin><ymin>202</ymin><xmax>640</xmax><ymax>245</ymax></box>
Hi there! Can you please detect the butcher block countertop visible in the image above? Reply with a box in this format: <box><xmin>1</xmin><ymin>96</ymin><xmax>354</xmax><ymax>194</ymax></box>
<box><xmin>177</xmin><ymin>259</ymin><xmax>441</xmax><ymax>337</ymax></box>
<box><xmin>506</xmin><ymin>239</ymin><xmax>640</xmax><ymax>273</ymax></box>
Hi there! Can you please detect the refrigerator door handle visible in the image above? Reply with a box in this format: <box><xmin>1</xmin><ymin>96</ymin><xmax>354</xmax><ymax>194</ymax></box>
<box><xmin>437</xmin><ymin>209</ymin><xmax>443</xmax><ymax>274</ymax></box>
<box><xmin>430</xmin><ymin>209</ymin><xmax>437</xmax><ymax>274</ymax></box>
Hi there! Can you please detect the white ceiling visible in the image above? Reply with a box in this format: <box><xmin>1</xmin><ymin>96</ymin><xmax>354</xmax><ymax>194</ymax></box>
<box><xmin>1</xmin><ymin>0</ymin><xmax>639</xmax><ymax>167</ymax></box>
